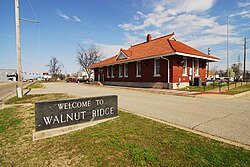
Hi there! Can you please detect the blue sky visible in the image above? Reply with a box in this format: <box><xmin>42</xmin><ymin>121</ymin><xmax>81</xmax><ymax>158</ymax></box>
<box><xmin>1</xmin><ymin>0</ymin><xmax>250</xmax><ymax>75</ymax></box>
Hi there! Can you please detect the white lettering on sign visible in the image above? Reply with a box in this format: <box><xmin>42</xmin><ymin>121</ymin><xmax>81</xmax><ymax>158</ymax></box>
<box><xmin>92</xmin><ymin>107</ymin><xmax>114</xmax><ymax>118</ymax></box>
<box><xmin>43</xmin><ymin>111</ymin><xmax>86</xmax><ymax>125</ymax></box>
<box><xmin>96</xmin><ymin>99</ymin><xmax>104</xmax><ymax>106</ymax></box>
<box><xmin>57</xmin><ymin>101</ymin><xmax>91</xmax><ymax>110</ymax></box>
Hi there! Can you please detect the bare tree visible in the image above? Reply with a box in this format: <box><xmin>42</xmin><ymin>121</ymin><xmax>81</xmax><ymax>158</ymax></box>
<box><xmin>231</xmin><ymin>63</ymin><xmax>240</xmax><ymax>78</ymax></box>
<box><xmin>47</xmin><ymin>57</ymin><xmax>63</xmax><ymax>81</ymax></box>
<box><xmin>76</xmin><ymin>44</ymin><xmax>102</xmax><ymax>79</ymax></box>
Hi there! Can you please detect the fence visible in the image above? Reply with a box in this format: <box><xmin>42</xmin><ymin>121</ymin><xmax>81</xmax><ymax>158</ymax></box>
<box><xmin>203</xmin><ymin>80</ymin><xmax>249</xmax><ymax>93</ymax></box>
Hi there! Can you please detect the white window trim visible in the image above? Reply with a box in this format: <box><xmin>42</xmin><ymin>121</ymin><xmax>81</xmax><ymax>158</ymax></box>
<box><xmin>107</xmin><ymin>66</ymin><xmax>110</xmax><ymax>78</ymax></box>
<box><xmin>154</xmin><ymin>58</ymin><xmax>161</xmax><ymax>77</ymax></box>
<box><xmin>136</xmin><ymin>61</ymin><xmax>141</xmax><ymax>77</ymax></box>
<box><xmin>195</xmin><ymin>59</ymin><xmax>199</xmax><ymax>76</ymax></box>
<box><xmin>119</xmin><ymin>64</ymin><xmax>123</xmax><ymax>78</ymax></box>
<box><xmin>124</xmin><ymin>63</ymin><xmax>128</xmax><ymax>78</ymax></box>
<box><xmin>182</xmin><ymin>57</ymin><xmax>188</xmax><ymax>76</ymax></box>
<box><xmin>111</xmin><ymin>65</ymin><xmax>114</xmax><ymax>78</ymax></box>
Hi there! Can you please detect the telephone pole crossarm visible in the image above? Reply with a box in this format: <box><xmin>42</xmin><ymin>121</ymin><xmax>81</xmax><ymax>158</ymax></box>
<box><xmin>20</xmin><ymin>18</ymin><xmax>39</xmax><ymax>23</ymax></box>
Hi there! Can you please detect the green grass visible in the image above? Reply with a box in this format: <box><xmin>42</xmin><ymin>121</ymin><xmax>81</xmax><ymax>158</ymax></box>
<box><xmin>225</xmin><ymin>83</ymin><xmax>250</xmax><ymax>94</ymax></box>
<box><xmin>180</xmin><ymin>82</ymin><xmax>233</xmax><ymax>92</ymax></box>
<box><xmin>0</xmin><ymin>94</ymin><xmax>249</xmax><ymax>166</ymax></box>
<box><xmin>4</xmin><ymin>93</ymin><xmax>76</xmax><ymax>105</ymax></box>
<box><xmin>24</xmin><ymin>81</ymin><xmax>44</xmax><ymax>89</ymax></box>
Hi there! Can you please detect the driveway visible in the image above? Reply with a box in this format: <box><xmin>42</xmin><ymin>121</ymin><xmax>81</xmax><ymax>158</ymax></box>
<box><xmin>30</xmin><ymin>82</ymin><xmax>250</xmax><ymax>146</ymax></box>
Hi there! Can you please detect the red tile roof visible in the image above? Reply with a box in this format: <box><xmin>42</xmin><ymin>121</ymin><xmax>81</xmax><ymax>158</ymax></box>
<box><xmin>89</xmin><ymin>33</ymin><xmax>220</xmax><ymax>69</ymax></box>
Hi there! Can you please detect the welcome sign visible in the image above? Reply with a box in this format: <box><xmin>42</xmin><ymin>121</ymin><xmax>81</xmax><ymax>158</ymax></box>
<box><xmin>35</xmin><ymin>95</ymin><xmax>118</xmax><ymax>131</ymax></box>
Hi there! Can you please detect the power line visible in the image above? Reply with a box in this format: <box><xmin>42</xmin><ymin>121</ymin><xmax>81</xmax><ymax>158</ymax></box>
<box><xmin>27</xmin><ymin>0</ymin><xmax>38</xmax><ymax>21</ymax></box>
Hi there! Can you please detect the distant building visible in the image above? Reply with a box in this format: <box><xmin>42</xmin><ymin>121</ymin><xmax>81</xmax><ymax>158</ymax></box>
<box><xmin>206</xmin><ymin>71</ymin><xmax>220</xmax><ymax>79</ymax></box>
<box><xmin>81</xmin><ymin>71</ymin><xmax>94</xmax><ymax>79</ymax></box>
<box><xmin>0</xmin><ymin>69</ymin><xmax>17</xmax><ymax>82</ymax></box>
<box><xmin>42</xmin><ymin>72</ymin><xmax>52</xmax><ymax>80</ymax></box>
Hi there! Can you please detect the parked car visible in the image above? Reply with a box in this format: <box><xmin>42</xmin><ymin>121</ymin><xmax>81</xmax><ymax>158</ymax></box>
<box><xmin>76</xmin><ymin>77</ymin><xmax>91</xmax><ymax>83</ymax></box>
<box><xmin>66</xmin><ymin>77</ymin><xmax>77</xmax><ymax>82</ymax></box>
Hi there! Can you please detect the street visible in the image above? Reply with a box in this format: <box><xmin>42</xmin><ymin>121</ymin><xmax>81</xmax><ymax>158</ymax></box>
<box><xmin>30</xmin><ymin>82</ymin><xmax>250</xmax><ymax>146</ymax></box>
<box><xmin>0</xmin><ymin>82</ymin><xmax>29</xmax><ymax>101</ymax></box>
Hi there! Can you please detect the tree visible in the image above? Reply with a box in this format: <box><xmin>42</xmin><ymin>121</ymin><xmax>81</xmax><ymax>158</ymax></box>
<box><xmin>76</xmin><ymin>44</ymin><xmax>103</xmax><ymax>79</ymax></box>
<box><xmin>211</xmin><ymin>65</ymin><xmax>219</xmax><ymax>78</ymax></box>
<box><xmin>231</xmin><ymin>63</ymin><xmax>240</xmax><ymax>78</ymax></box>
<box><xmin>47</xmin><ymin>57</ymin><xmax>63</xmax><ymax>81</ymax></box>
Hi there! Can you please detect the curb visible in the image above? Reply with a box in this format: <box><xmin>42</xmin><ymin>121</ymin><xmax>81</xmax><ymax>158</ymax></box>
<box><xmin>234</xmin><ymin>91</ymin><xmax>250</xmax><ymax>98</ymax></box>
<box><xmin>120</xmin><ymin>108</ymin><xmax>250</xmax><ymax>151</ymax></box>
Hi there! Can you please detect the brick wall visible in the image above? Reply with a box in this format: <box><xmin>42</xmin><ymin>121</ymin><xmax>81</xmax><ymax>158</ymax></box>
<box><xmin>102</xmin><ymin>58</ymin><xmax>169</xmax><ymax>82</ymax></box>
<box><xmin>94</xmin><ymin>55</ymin><xmax>206</xmax><ymax>84</ymax></box>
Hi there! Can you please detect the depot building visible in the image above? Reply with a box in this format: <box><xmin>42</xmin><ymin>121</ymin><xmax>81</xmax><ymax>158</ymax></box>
<box><xmin>89</xmin><ymin>33</ymin><xmax>220</xmax><ymax>89</ymax></box>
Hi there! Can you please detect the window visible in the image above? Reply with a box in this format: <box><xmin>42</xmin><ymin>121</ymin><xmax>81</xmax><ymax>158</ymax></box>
<box><xmin>111</xmin><ymin>66</ymin><xmax>114</xmax><ymax>78</ymax></box>
<box><xmin>106</xmin><ymin>67</ymin><xmax>109</xmax><ymax>78</ymax></box>
<box><xmin>182</xmin><ymin>57</ymin><xmax>187</xmax><ymax>75</ymax></box>
<box><xmin>154</xmin><ymin>58</ymin><xmax>161</xmax><ymax>76</ymax></box>
<box><xmin>136</xmin><ymin>61</ymin><xmax>141</xmax><ymax>77</ymax></box>
<box><xmin>124</xmin><ymin>63</ymin><xmax>128</xmax><ymax>77</ymax></box>
<box><xmin>195</xmin><ymin>59</ymin><xmax>199</xmax><ymax>75</ymax></box>
<box><xmin>119</xmin><ymin>64</ymin><xmax>123</xmax><ymax>77</ymax></box>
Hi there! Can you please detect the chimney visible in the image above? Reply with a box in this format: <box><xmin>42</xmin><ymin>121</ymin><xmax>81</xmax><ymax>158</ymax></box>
<box><xmin>146</xmin><ymin>34</ymin><xmax>152</xmax><ymax>42</ymax></box>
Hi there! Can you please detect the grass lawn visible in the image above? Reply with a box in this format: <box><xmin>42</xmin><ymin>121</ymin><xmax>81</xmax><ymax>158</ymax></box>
<box><xmin>4</xmin><ymin>93</ymin><xmax>76</xmax><ymax>105</ymax></box>
<box><xmin>225</xmin><ymin>83</ymin><xmax>250</xmax><ymax>94</ymax></box>
<box><xmin>24</xmin><ymin>81</ymin><xmax>44</xmax><ymax>90</ymax></box>
<box><xmin>0</xmin><ymin>94</ymin><xmax>250</xmax><ymax>166</ymax></box>
<box><xmin>180</xmin><ymin>83</ymin><xmax>222</xmax><ymax>92</ymax></box>
<box><xmin>180</xmin><ymin>82</ymin><xmax>238</xmax><ymax>92</ymax></box>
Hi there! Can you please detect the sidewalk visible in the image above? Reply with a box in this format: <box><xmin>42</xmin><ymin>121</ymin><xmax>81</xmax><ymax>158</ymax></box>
<box><xmin>97</xmin><ymin>84</ymin><xmax>202</xmax><ymax>97</ymax></box>
<box><xmin>93</xmin><ymin>84</ymin><xmax>236</xmax><ymax>98</ymax></box>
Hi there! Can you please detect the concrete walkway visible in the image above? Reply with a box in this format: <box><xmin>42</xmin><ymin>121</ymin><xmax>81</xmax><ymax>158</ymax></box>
<box><xmin>30</xmin><ymin>82</ymin><xmax>250</xmax><ymax>146</ymax></box>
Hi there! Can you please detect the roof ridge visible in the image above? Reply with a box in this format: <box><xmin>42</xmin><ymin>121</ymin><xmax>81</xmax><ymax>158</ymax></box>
<box><xmin>131</xmin><ymin>33</ymin><xmax>174</xmax><ymax>48</ymax></box>
<box><xmin>167</xmin><ymin>39</ymin><xmax>176</xmax><ymax>52</ymax></box>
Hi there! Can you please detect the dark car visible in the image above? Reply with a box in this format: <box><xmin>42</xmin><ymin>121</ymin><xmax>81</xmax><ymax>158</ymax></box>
<box><xmin>66</xmin><ymin>77</ymin><xmax>77</xmax><ymax>82</ymax></box>
<box><xmin>76</xmin><ymin>77</ymin><xmax>90</xmax><ymax>83</ymax></box>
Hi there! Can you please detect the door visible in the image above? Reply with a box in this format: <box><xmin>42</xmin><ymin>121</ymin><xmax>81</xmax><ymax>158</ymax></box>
<box><xmin>99</xmin><ymin>68</ymin><xmax>104</xmax><ymax>82</ymax></box>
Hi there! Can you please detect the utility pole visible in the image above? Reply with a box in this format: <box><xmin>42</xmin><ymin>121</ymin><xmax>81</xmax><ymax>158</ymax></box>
<box><xmin>227</xmin><ymin>15</ymin><xmax>230</xmax><ymax>78</ymax></box>
<box><xmin>15</xmin><ymin>0</ymin><xmax>23</xmax><ymax>98</ymax></box>
<box><xmin>243</xmin><ymin>38</ymin><xmax>247</xmax><ymax>81</ymax></box>
<box><xmin>207</xmin><ymin>47</ymin><xmax>210</xmax><ymax>78</ymax></box>
<box><xmin>14</xmin><ymin>0</ymin><xmax>39</xmax><ymax>98</ymax></box>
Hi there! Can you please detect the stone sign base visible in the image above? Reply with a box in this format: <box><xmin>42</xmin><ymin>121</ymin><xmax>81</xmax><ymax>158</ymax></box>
<box><xmin>33</xmin><ymin>116</ymin><xmax>118</xmax><ymax>141</ymax></box>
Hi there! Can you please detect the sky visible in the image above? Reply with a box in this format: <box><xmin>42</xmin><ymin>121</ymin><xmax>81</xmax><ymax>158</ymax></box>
<box><xmin>1</xmin><ymin>0</ymin><xmax>250</xmax><ymax>76</ymax></box>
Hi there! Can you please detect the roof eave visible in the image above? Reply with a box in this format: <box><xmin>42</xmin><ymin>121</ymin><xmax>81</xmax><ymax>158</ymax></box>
<box><xmin>175</xmin><ymin>52</ymin><xmax>220</xmax><ymax>62</ymax></box>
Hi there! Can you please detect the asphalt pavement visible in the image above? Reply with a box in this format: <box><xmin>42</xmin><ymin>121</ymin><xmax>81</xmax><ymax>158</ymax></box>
<box><xmin>0</xmin><ymin>81</ymin><xmax>29</xmax><ymax>102</ymax></box>
<box><xmin>29</xmin><ymin>82</ymin><xmax>250</xmax><ymax>146</ymax></box>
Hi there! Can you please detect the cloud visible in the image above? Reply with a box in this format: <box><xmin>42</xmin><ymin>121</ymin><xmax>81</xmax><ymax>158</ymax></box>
<box><xmin>56</xmin><ymin>9</ymin><xmax>82</xmax><ymax>22</ymax></box>
<box><xmin>118</xmin><ymin>0</ymin><xmax>244</xmax><ymax>48</ymax></box>
<box><xmin>80</xmin><ymin>39</ymin><xmax>129</xmax><ymax>58</ymax></box>
<box><xmin>73</xmin><ymin>16</ymin><xmax>81</xmax><ymax>22</ymax></box>
<box><xmin>97</xmin><ymin>43</ymin><xmax>129</xmax><ymax>58</ymax></box>
<box><xmin>237</xmin><ymin>1</ymin><xmax>250</xmax><ymax>7</ymax></box>
<box><xmin>56</xmin><ymin>9</ymin><xmax>70</xmax><ymax>20</ymax></box>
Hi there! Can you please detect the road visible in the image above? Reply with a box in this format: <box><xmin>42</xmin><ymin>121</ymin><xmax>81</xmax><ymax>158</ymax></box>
<box><xmin>30</xmin><ymin>82</ymin><xmax>250</xmax><ymax>146</ymax></box>
<box><xmin>0</xmin><ymin>82</ymin><xmax>29</xmax><ymax>101</ymax></box>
